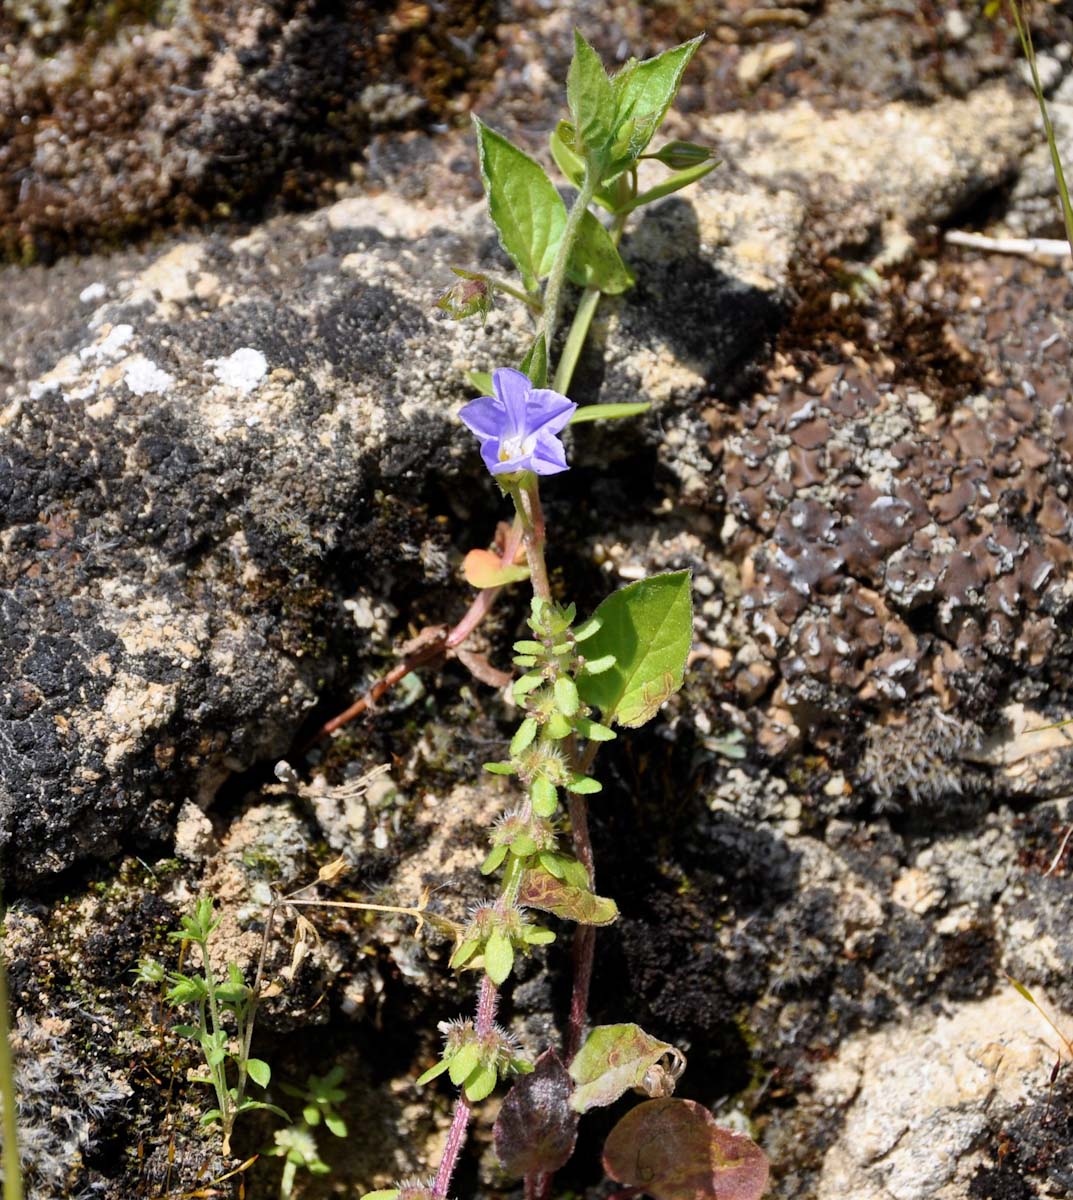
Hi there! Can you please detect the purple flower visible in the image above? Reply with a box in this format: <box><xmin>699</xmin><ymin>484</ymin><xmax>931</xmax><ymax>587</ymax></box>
<box><xmin>459</xmin><ymin>368</ymin><xmax>577</xmax><ymax>477</ymax></box>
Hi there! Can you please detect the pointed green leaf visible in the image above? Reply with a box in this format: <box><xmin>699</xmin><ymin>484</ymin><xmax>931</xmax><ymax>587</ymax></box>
<box><xmin>450</xmin><ymin>938</ymin><xmax>480</xmax><ymax>969</ymax></box>
<box><xmin>475</xmin><ymin>117</ymin><xmax>567</xmax><ymax>290</ymax></box>
<box><xmin>612</xmin><ymin>37</ymin><xmax>704</xmax><ymax>151</ymax></box>
<box><xmin>567</xmin><ymin>210</ymin><xmax>634</xmax><ymax>294</ymax></box>
<box><xmin>569</xmin><ymin>1024</ymin><xmax>685</xmax><ymax>1113</ymax></box>
<box><xmin>603</xmin><ymin>1098</ymin><xmax>769</xmax><ymax>1200</ymax></box>
<box><xmin>520</xmin><ymin>333</ymin><xmax>549</xmax><ymax>388</ymax></box>
<box><xmin>622</xmin><ymin>160</ymin><xmax>719</xmax><ymax>213</ymax></box>
<box><xmin>519</xmin><ymin>870</ymin><xmax>618</xmax><ymax>926</ymax></box>
<box><xmin>570</xmin><ymin>402</ymin><xmax>651</xmax><ymax>424</ymax></box>
<box><xmin>568</xmin><ymin>30</ymin><xmax>617</xmax><ymax>167</ymax></box>
<box><xmin>485</xmin><ymin>930</ymin><xmax>515</xmax><ymax>985</ymax></box>
<box><xmin>576</xmin><ymin>572</ymin><xmax>692</xmax><ymax>727</ymax></box>
<box><xmin>246</xmin><ymin>1058</ymin><xmax>271</xmax><ymax>1088</ymax></box>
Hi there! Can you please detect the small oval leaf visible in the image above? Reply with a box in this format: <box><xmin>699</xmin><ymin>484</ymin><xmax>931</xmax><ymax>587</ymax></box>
<box><xmin>464</xmin><ymin>549</ymin><xmax>530</xmax><ymax>590</ymax></box>
<box><xmin>518</xmin><ymin>870</ymin><xmax>617</xmax><ymax>926</ymax></box>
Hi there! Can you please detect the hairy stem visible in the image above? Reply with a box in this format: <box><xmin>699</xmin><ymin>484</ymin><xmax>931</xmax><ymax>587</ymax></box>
<box><xmin>513</xmin><ymin>480</ymin><xmax>552</xmax><ymax>602</ymax></box>
<box><xmin>0</xmin><ymin>915</ymin><xmax>23</xmax><ymax>1200</ymax></box>
<box><xmin>541</xmin><ymin>173</ymin><xmax>597</xmax><ymax>356</ymax></box>
<box><xmin>553</xmin><ymin>209</ymin><xmax>628</xmax><ymax>395</ymax></box>
<box><xmin>564</xmin><ymin>740</ymin><xmax>600</xmax><ymax>1061</ymax></box>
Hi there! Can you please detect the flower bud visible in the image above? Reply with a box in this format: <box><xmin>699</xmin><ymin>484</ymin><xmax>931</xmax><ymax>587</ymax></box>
<box><xmin>644</xmin><ymin>140</ymin><xmax>714</xmax><ymax>169</ymax></box>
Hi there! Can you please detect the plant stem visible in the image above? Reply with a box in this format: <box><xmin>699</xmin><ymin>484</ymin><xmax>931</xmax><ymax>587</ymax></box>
<box><xmin>1009</xmin><ymin>0</ymin><xmax>1073</xmax><ymax>250</ymax></box>
<box><xmin>199</xmin><ymin>946</ymin><xmax>233</xmax><ymax>1153</ymax></box>
<box><xmin>512</xmin><ymin>479</ymin><xmax>551</xmax><ymax>602</ymax></box>
<box><xmin>564</xmin><ymin>740</ymin><xmax>600</xmax><ymax>1062</ymax></box>
<box><xmin>0</xmin><ymin>913</ymin><xmax>23</xmax><ymax>1200</ymax></box>
<box><xmin>541</xmin><ymin>173</ymin><xmax>597</xmax><ymax>357</ymax></box>
<box><xmin>553</xmin><ymin>210</ymin><xmax>629</xmax><ymax>395</ymax></box>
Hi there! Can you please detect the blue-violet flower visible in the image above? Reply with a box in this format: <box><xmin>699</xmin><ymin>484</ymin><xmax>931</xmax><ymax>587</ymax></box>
<box><xmin>459</xmin><ymin>368</ymin><xmax>576</xmax><ymax>476</ymax></box>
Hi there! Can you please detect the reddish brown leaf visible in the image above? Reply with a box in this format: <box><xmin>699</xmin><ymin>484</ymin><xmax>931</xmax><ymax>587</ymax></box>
<box><xmin>603</xmin><ymin>1099</ymin><xmax>768</xmax><ymax>1200</ymax></box>
<box><xmin>493</xmin><ymin>1050</ymin><xmax>578</xmax><ymax>1178</ymax></box>
<box><xmin>518</xmin><ymin>870</ymin><xmax>619</xmax><ymax>927</ymax></box>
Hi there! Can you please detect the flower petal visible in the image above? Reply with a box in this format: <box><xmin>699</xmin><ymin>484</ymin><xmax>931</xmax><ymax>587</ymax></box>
<box><xmin>459</xmin><ymin>395</ymin><xmax>503</xmax><ymax>441</ymax></box>
<box><xmin>480</xmin><ymin>439</ymin><xmax>506</xmax><ymax>474</ymax></box>
<box><xmin>492</xmin><ymin>368</ymin><xmax>533</xmax><ymax>440</ymax></box>
<box><xmin>528</xmin><ymin>433</ymin><xmax>569</xmax><ymax>474</ymax></box>
<box><xmin>525</xmin><ymin>389</ymin><xmax>577</xmax><ymax>436</ymax></box>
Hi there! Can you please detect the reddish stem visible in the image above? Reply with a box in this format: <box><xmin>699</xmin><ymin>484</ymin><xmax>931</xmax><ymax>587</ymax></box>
<box><xmin>565</xmin><ymin>741</ymin><xmax>600</xmax><ymax>1062</ymax></box>
<box><xmin>310</xmin><ymin>521</ymin><xmax>524</xmax><ymax>744</ymax></box>
<box><xmin>432</xmin><ymin>975</ymin><xmax>499</xmax><ymax>1198</ymax></box>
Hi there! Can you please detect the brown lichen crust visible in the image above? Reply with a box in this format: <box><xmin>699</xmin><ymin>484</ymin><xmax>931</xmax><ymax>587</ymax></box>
<box><xmin>725</xmin><ymin>253</ymin><xmax>1073</xmax><ymax>768</ymax></box>
<box><xmin>0</xmin><ymin>0</ymin><xmax>495</xmax><ymax>262</ymax></box>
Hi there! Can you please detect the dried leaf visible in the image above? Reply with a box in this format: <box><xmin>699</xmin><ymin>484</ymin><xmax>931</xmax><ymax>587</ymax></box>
<box><xmin>569</xmin><ymin>1024</ymin><xmax>685</xmax><ymax>1113</ymax></box>
<box><xmin>519</xmin><ymin>871</ymin><xmax>618</xmax><ymax>927</ymax></box>
<box><xmin>464</xmin><ymin>548</ymin><xmax>531</xmax><ymax>589</ymax></box>
<box><xmin>494</xmin><ymin>1050</ymin><xmax>579</xmax><ymax>1177</ymax></box>
<box><xmin>602</xmin><ymin>1098</ymin><xmax>769</xmax><ymax>1200</ymax></box>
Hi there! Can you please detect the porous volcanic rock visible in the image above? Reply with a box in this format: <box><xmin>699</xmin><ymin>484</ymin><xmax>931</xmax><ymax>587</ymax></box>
<box><xmin>0</xmin><ymin>0</ymin><xmax>496</xmax><ymax>261</ymax></box>
<box><xmin>0</xmin><ymin>165</ymin><xmax>796</xmax><ymax>888</ymax></box>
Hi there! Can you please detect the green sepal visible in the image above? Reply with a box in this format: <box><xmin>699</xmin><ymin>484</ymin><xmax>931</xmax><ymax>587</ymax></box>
<box><xmin>416</xmin><ymin>1058</ymin><xmax>451</xmax><ymax>1086</ymax></box>
<box><xmin>510</xmin><ymin>831</ymin><xmax>539</xmax><ymax>858</ymax></box>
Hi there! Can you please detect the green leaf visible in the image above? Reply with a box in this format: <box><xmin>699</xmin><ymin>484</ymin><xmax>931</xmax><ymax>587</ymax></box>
<box><xmin>621</xmin><ymin>160</ymin><xmax>718</xmax><ymax>213</ymax></box>
<box><xmin>567</xmin><ymin>30</ymin><xmax>617</xmax><ymax>168</ymax></box>
<box><xmin>416</xmin><ymin>1058</ymin><xmax>451</xmax><ymax>1086</ymax></box>
<box><xmin>612</xmin><ymin>37</ymin><xmax>704</xmax><ymax>154</ymax></box>
<box><xmin>199</xmin><ymin>1108</ymin><xmax>222</xmax><ymax>1125</ymax></box>
<box><xmin>484</xmin><ymin>761</ymin><xmax>517</xmax><ymax>776</ymax></box>
<box><xmin>511</xmin><ymin>717</ymin><xmax>539</xmax><ymax>756</ymax></box>
<box><xmin>474</xmin><ymin>117</ymin><xmax>566</xmax><ymax>290</ymax></box>
<box><xmin>520</xmin><ymin>333</ymin><xmax>548</xmax><ymax>388</ymax></box>
<box><xmin>485</xmin><ymin>930</ymin><xmax>515</xmax><ymax>985</ymax></box>
<box><xmin>531</xmin><ymin>777</ymin><xmax>558</xmax><ymax>817</ymax></box>
<box><xmin>467</xmin><ymin>369</ymin><xmax>494</xmax><ymax>395</ymax></box>
<box><xmin>570</xmin><ymin>402</ymin><xmax>651</xmax><ymax>424</ymax></box>
<box><xmin>246</xmin><ymin>1058</ymin><xmax>271</xmax><ymax>1088</ymax></box>
<box><xmin>450</xmin><ymin>938</ymin><xmax>481</xmax><ymax>969</ymax></box>
<box><xmin>450</xmin><ymin>1041</ymin><xmax>482</xmax><ymax>1086</ymax></box>
<box><xmin>567</xmin><ymin>210</ymin><xmax>634</xmax><ymax>294</ymax></box>
<box><xmin>465</xmin><ymin>1062</ymin><xmax>499</xmax><ymax>1102</ymax></box>
<box><xmin>575</xmin><ymin>716</ymin><xmax>616</xmax><ymax>741</ymax></box>
<box><xmin>519</xmin><ymin>871</ymin><xmax>618</xmax><ymax>926</ymax></box>
<box><xmin>569</xmin><ymin>1024</ymin><xmax>685</xmax><ymax>1113</ymax></box>
<box><xmin>325</xmin><ymin>1113</ymin><xmax>348</xmax><ymax>1138</ymax></box>
<box><xmin>481</xmin><ymin>844</ymin><xmax>509</xmax><ymax>875</ymax></box>
<box><xmin>576</xmin><ymin>572</ymin><xmax>692</xmax><ymax>727</ymax></box>
<box><xmin>566</xmin><ymin>774</ymin><xmax>601</xmax><ymax>795</ymax></box>
<box><xmin>545</xmin><ymin>712</ymin><xmax>573</xmax><ymax>739</ymax></box>
<box><xmin>602</xmin><ymin>1098</ymin><xmax>769</xmax><ymax>1200</ymax></box>
<box><xmin>361</xmin><ymin>1191</ymin><xmax>401</xmax><ymax>1200</ymax></box>
<box><xmin>554</xmin><ymin>676</ymin><xmax>580</xmax><ymax>717</ymax></box>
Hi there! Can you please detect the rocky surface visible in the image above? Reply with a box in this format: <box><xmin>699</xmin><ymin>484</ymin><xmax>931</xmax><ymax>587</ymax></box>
<box><xmin>4</xmin><ymin>3</ymin><xmax>1073</xmax><ymax>1199</ymax></box>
